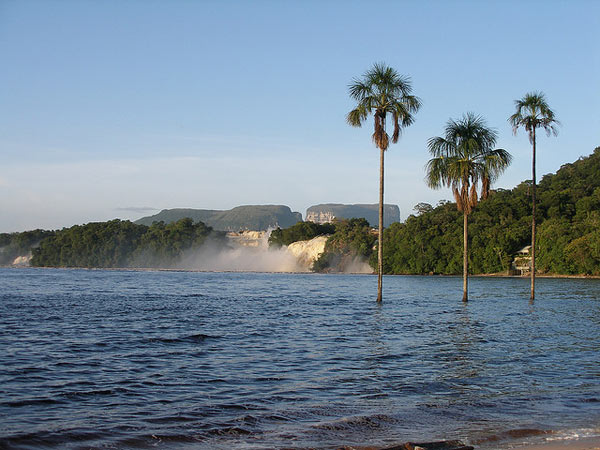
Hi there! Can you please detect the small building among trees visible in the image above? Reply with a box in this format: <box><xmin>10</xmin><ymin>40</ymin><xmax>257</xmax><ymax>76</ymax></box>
<box><xmin>512</xmin><ymin>245</ymin><xmax>532</xmax><ymax>275</ymax></box>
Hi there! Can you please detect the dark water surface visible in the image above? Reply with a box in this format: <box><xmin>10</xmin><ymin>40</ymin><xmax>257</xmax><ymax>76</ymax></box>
<box><xmin>1</xmin><ymin>268</ymin><xmax>599</xmax><ymax>449</ymax></box>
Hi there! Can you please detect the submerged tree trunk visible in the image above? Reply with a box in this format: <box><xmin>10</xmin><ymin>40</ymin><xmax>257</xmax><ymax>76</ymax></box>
<box><xmin>531</xmin><ymin>128</ymin><xmax>537</xmax><ymax>302</ymax></box>
<box><xmin>377</xmin><ymin>146</ymin><xmax>384</xmax><ymax>303</ymax></box>
<box><xmin>463</xmin><ymin>211</ymin><xmax>468</xmax><ymax>303</ymax></box>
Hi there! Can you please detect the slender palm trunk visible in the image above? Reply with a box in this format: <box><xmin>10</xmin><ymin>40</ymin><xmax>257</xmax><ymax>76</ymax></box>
<box><xmin>377</xmin><ymin>146</ymin><xmax>384</xmax><ymax>303</ymax></box>
<box><xmin>462</xmin><ymin>211</ymin><xmax>468</xmax><ymax>303</ymax></box>
<box><xmin>531</xmin><ymin>128</ymin><xmax>537</xmax><ymax>302</ymax></box>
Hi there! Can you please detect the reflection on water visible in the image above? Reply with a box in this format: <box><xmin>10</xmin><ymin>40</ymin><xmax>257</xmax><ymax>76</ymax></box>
<box><xmin>0</xmin><ymin>269</ymin><xmax>599</xmax><ymax>449</ymax></box>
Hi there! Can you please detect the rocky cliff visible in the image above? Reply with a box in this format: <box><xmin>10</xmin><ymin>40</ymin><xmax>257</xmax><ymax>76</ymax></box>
<box><xmin>286</xmin><ymin>236</ymin><xmax>329</xmax><ymax>269</ymax></box>
<box><xmin>306</xmin><ymin>203</ymin><xmax>400</xmax><ymax>228</ymax></box>
<box><xmin>226</xmin><ymin>231</ymin><xmax>266</xmax><ymax>247</ymax></box>
<box><xmin>135</xmin><ymin>205</ymin><xmax>302</xmax><ymax>231</ymax></box>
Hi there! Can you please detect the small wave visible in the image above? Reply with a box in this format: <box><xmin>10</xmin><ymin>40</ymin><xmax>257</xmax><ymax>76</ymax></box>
<box><xmin>59</xmin><ymin>387</ymin><xmax>131</xmax><ymax>399</ymax></box>
<box><xmin>361</xmin><ymin>393</ymin><xmax>389</xmax><ymax>399</ymax></box>
<box><xmin>9</xmin><ymin>366</ymin><xmax>52</xmax><ymax>375</ymax></box>
<box><xmin>44</xmin><ymin>315</ymin><xmax>64</xmax><ymax>321</ymax></box>
<box><xmin>546</xmin><ymin>427</ymin><xmax>600</xmax><ymax>441</ymax></box>
<box><xmin>265</xmin><ymin>413</ymin><xmax>294</xmax><ymax>422</ymax></box>
<box><xmin>207</xmin><ymin>425</ymin><xmax>253</xmax><ymax>436</ymax></box>
<box><xmin>218</xmin><ymin>402</ymin><xmax>267</xmax><ymax>412</ymax></box>
<box><xmin>253</xmin><ymin>375</ymin><xmax>287</xmax><ymax>382</ymax></box>
<box><xmin>3</xmin><ymin>397</ymin><xmax>65</xmax><ymax>407</ymax></box>
<box><xmin>0</xmin><ymin>428</ymin><xmax>105</xmax><ymax>448</ymax></box>
<box><xmin>313</xmin><ymin>414</ymin><xmax>397</xmax><ymax>431</ymax></box>
<box><xmin>474</xmin><ymin>428</ymin><xmax>552</xmax><ymax>444</ymax></box>
<box><xmin>144</xmin><ymin>414</ymin><xmax>197</xmax><ymax>424</ymax></box>
<box><xmin>146</xmin><ymin>333</ymin><xmax>220</xmax><ymax>344</ymax></box>
<box><xmin>116</xmin><ymin>432</ymin><xmax>202</xmax><ymax>447</ymax></box>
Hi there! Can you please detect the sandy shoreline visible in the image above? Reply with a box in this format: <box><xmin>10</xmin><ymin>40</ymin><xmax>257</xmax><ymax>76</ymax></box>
<box><xmin>4</xmin><ymin>264</ymin><xmax>600</xmax><ymax>279</ymax></box>
<box><xmin>338</xmin><ymin>436</ymin><xmax>600</xmax><ymax>450</ymax></box>
<box><xmin>498</xmin><ymin>436</ymin><xmax>600</xmax><ymax>450</ymax></box>
<box><xmin>473</xmin><ymin>272</ymin><xmax>600</xmax><ymax>279</ymax></box>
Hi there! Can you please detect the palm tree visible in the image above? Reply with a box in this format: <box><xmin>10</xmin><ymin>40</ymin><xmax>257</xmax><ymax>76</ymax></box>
<box><xmin>509</xmin><ymin>92</ymin><xmax>559</xmax><ymax>301</ymax></box>
<box><xmin>347</xmin><ymin>63</ymin><xmax>421</xmax><ymax>303</ymax></box>
<box><xmin>426</xmin><ymin>113</ymin><xmax>512</xmax><ymax>302</ymax></box>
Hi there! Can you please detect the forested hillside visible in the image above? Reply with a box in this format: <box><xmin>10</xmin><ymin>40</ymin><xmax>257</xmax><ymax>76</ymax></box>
<box><xmin>313</xmin><ymin>218</ymin><xmax>376</xmax><ymax>272</ymax></box>
<box><xmin>31</xmin><ymin>218</ymin><xmax>224</xmax><ymax>268</ymax></box>
<box><xmin>0</xmin><ymin>229</ymin><xmax>54</xmax><ymax>265</ymax></box>
<box><xmin>382</xmin><ymin>147</ymin><xmax>600</xmax><ymax>275</ymax></box>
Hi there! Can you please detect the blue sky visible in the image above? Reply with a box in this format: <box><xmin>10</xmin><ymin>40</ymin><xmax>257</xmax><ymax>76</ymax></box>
<box><xmin>1</xmin><ymin>0</ymin><xmax>598</xmax><ymax>232</ymax></box>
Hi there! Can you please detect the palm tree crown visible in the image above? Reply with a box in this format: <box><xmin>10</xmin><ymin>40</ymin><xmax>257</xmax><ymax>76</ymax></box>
<box><xmin>508</xmin><ymin>92</ymin><xmax>559</xmax><ymax>142</ymax></box>
<box><xmin>426</xmin><ymin>113</ymin><xmax>512</xmax><ymax>213</ymax></box>
<box><xmin>347</xmin><ymin>63</ymin><xmax>421</xmax><ymax>151</ymax></box>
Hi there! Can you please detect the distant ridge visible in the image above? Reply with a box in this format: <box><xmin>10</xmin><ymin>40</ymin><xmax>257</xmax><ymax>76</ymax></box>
<box><xmin>306</xmin><ymin>203</ymin><xmax>400</xmax><ymax>228</ymax></box>
<box><xmin>134</xmin><ymin>205</ymin><xmax>302</xmax><ymax>231</ymax></box>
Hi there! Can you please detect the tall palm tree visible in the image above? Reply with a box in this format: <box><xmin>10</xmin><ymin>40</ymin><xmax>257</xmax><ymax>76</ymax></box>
<box><xmin>426</xmin><ymin>113</ymin><xmax>512</xmax><ymax>302</ymax></box>
<box><xmin>347</xmin><ymin>63</ymin><xmax>421</xmax><ymax>303</ymax></box>
<box><xmin>509</xmin><ymin>92</ymin><xmax>559</xmax><ymax>301</ymax></box>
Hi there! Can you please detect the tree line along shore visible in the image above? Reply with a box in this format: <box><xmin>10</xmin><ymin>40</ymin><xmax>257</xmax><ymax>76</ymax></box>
<box><xmin>1</xmin><ymin>147</ymin><xmax>599</xmax><ymax>275</ymax></box>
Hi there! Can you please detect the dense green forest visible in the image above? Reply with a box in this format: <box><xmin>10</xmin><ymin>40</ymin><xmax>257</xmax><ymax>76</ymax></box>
<box><xmin>381</xmin><ymin>147</ymin><xmax>600</xmax><ymax>275</ymax></box>
<box><xmin>313</xmin><ymin>218</ymin><xmax>376</xmax><ymax>272</ymax></box>
<box><xmin>30</xmin><ymin>218</ymin><xmax>224</xmax><ymax>268</ymax></box>
<box><xmin>271</xmin><ymin>147</ymin><xmax>600</xmax><ymax>275</ymax></box>
<box><xmin>0</xmin><ymin>229</ymin><xmax>55</xmax><ymax>265</ymax></box>
<box><xmin>268</xmin><ymin>221</ymin><xmax>336</xmax><ymax>247</ymax></box>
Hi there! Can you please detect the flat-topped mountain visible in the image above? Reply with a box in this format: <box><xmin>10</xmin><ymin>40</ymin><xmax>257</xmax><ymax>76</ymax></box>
<box><xmin>135</xmin><ymin>205</ymin><xmax>302</xmax><ymax>231</ymax></box>
<box><xmin>306</xmin><ymin>203</ymin><xmax>400</xmax><ymax>228</ymax></box>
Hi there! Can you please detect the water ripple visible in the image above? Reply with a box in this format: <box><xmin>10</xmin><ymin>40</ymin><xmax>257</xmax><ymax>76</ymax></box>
<box><xmin>0</xmin><ymin>269</ymin><xmax>599</xmax><ymax>449</ymax></box>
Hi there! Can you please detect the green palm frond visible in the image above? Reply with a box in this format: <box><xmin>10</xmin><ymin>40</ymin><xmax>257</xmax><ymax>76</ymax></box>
<box><xmin>509</xmin><ymin>91</ymin><xmax>560</xmax><ymax>143</ymax></box>
<box><xmin>427</xmin><ymin>136</ymin><xmax>454</xmax><ymax>158</ymax></box>
<box><xmin>483</xmin><ymin>148</ymin><xmax>512</xmax><ymax>181</ymax></box>
<box><xmin>347</xmin><ymin>63</ymin><xmax>421</xmax><ymax>150</ymax></box>
<box><xmin>425</xmin><ymin>156</ymin><xmax>452</xmax><ymax>189</ymax></box>
<box><xmin>425</xmin><ymin>113</ymin><xmax>512</xmax><ymax>213</ymax></box>
<box><xmin>346</xmin><ymin>105</ymin><xmax>369</xmax><ymax>127</ymax></box>
<box><xmin>348</xmin><ymin>80</ymin><xmax>372</xmax><ymax>102</ymax></box>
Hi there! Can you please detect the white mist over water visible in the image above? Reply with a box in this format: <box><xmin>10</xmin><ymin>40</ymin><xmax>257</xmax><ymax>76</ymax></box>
<box><xmin>175</xmin><ymin>230</ymin><xmax>317</xmax><ymax>273</ymax></box>
<box><xmin>339</xmin><ymin>257</ymin><xmax>372</xmax><ymax>274</ymax></box>
<box><xmin>175</xmin><ymin>231</ymin><xmax>372</xmax><ymax>274</ymax></box>
<box><xmin>178</xmin><ymin>236</ymin><xmax>307</xmax><ymax>273</ymax></box>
